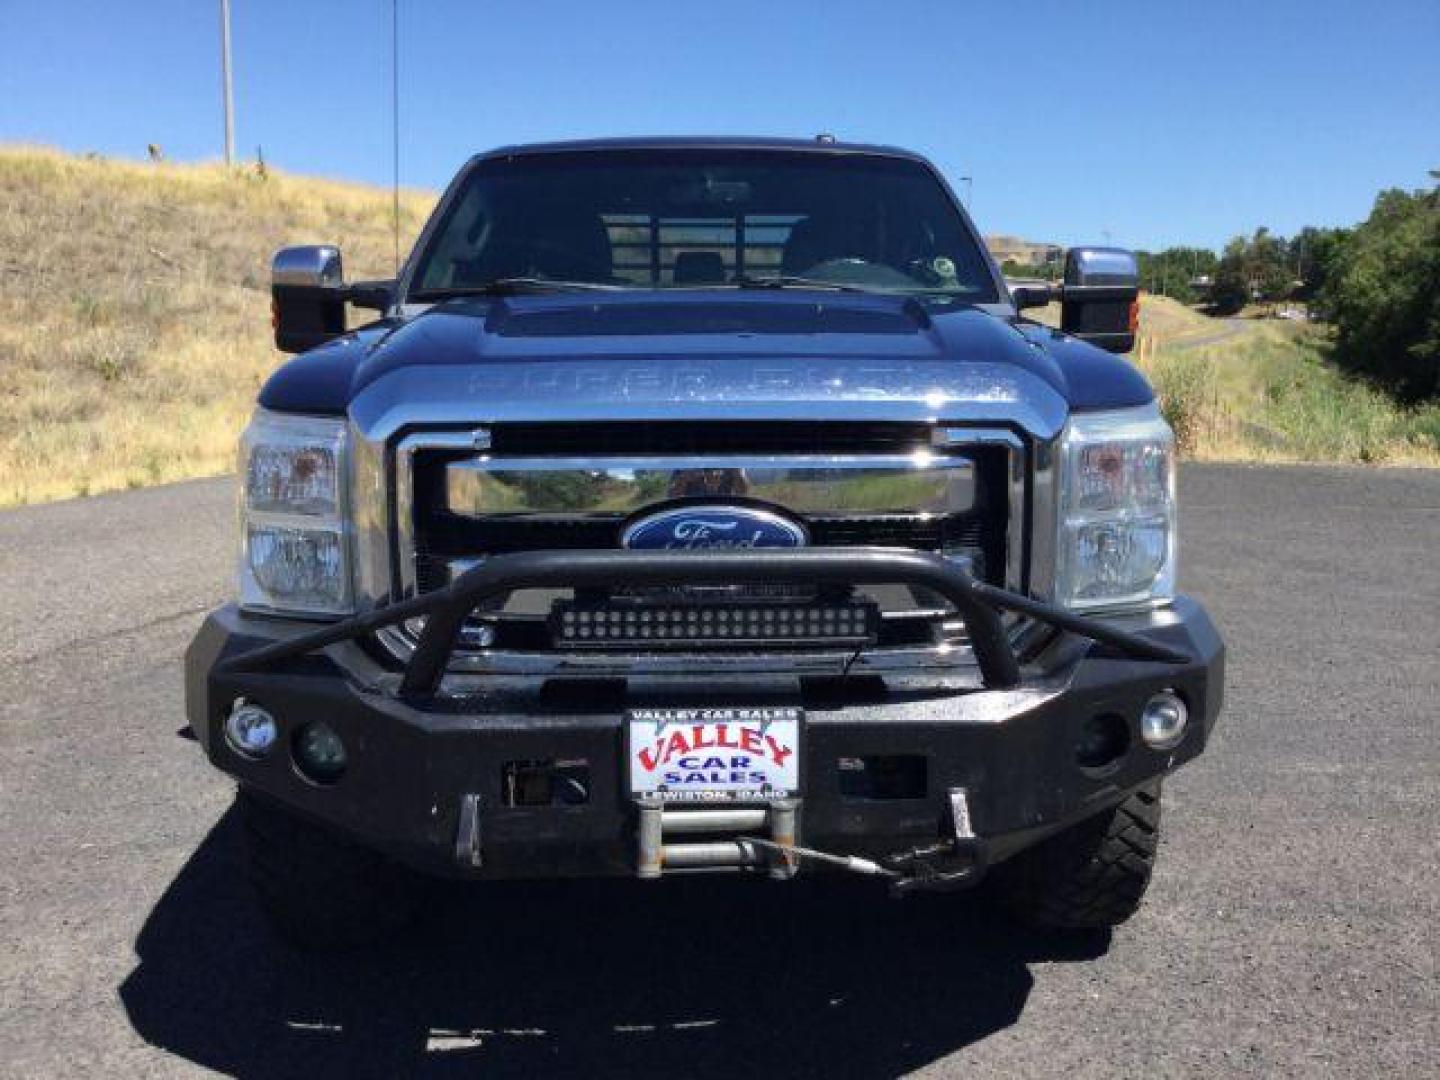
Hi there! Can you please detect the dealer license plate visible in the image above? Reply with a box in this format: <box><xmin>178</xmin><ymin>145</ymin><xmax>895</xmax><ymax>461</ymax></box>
<box><xmin>627</xmin><ymin>706</ymin><xmax>801</xmax><ymax>802</ymax></box>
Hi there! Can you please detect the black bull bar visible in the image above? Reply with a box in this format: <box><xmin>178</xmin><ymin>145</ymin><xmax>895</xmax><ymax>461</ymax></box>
<box><xmin>217</xmin><ymin>548</ymin><xmax>1192</xmax><ymax>695</ymax></box>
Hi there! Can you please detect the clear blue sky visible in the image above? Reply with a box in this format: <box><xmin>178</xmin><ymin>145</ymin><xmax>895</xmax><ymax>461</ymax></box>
<box><xmin>2</xmin><ymin>0</ymin><xmax>1436</xmax><ymax>251</ymax></box>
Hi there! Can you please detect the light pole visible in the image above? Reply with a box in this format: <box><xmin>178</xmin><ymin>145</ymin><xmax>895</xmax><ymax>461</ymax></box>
<box><xmin>960</xmin><ymin>176</ymin><xmax>973</xmax><ymax>212</ymax></box>
<box><xmin>220</xmin><ymin>0</ymin><xmax>235</xmax><ymax>166</ymax></box>
<box><xmin>392</xmin><ymin>0</ymin><xmax>400</xmax><ymax>272</ymax></box>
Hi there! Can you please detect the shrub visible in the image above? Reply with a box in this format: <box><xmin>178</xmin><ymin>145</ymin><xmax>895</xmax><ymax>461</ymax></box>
<box><xmin>1321</xmin><ymin>185</ymin><xmax>1440</xmax><ymax>402</ymax></box>
<box><xmin>1148</xmin><ymin>351</ymin><xmax>1216</xmax><ymax>455</ymax></box>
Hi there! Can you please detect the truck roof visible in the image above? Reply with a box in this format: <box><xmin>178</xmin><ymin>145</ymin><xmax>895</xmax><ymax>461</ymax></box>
<box><xmin>474</xmin><ymin>136</ymin><xmax>930</xmax><ymax>164</ymax></box>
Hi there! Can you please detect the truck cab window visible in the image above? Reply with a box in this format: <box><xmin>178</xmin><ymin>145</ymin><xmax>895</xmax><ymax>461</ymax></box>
<box><xmin>411</xmin><ymin>149</ymin><xmax>997</xmax><ymax>300</ymax></box>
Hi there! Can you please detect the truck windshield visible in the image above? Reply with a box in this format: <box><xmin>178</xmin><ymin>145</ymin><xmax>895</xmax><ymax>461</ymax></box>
<box><xmin>409</xmin><ymin>149</ymin><xmax>998</xmax><ymax>302</ymax></box>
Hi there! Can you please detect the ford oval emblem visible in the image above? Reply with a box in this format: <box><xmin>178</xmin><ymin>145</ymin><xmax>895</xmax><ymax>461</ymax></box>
<box><xmin>622</xmin><ymin>505</ymin><xmax>809</xmax><ymax>550</ymax></box>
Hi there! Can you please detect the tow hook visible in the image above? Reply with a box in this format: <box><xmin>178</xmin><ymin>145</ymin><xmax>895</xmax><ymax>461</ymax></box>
<box><xmin>886</xmin><ymin>785</ymin><xmax>985</xmax><ymax>895</ymax></box>
<box><xmin>883</xmin><ymin>839</ymin><xmax>985</xmax><ymax>895</ymax></box>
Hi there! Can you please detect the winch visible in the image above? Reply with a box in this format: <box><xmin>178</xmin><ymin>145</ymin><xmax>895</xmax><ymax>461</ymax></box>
<box><xmin>630</xmin><ymin>786</ymin><xmax>985</xmax><ymax>894</ymax></box>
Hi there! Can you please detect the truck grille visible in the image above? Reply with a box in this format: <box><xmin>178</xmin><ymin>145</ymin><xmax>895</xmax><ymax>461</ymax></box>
<box><xmin>413</xmin><ymin>512</ymin><xmax>990</xmax><ymax>593</ymax></box>
<box><xmin>394</xmin><ymin>423</ymin><xmax>1020</xmax><ymax>662</ymax></box>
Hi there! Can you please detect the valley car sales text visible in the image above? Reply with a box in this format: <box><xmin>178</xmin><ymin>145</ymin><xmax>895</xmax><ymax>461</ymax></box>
<box><xmin>631</xmin><ymin>708</ymin><xmax>797</xmax><ymax>792</ymax></box>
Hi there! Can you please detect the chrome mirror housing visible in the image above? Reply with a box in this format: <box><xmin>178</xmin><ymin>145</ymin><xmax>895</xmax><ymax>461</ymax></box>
<box><xmin>272</xmin><ymin>245</ymin><xmax>344</xmax><ymax>289</ymax></box>
<box><xmin>1064</xmin><ymin>247</ymin><xmax>1139</xmax><ymax>288</ymax></box>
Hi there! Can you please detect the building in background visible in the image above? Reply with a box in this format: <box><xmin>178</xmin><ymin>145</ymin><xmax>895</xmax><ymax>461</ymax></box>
<box><xmin>984</xmin><ymin>234</ymin><xmax>1062</xmax><ymax>268</ymax></box>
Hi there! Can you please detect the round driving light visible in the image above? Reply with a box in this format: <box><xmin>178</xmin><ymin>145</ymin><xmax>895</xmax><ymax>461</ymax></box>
<box><xmin>1141</xmin><ymin>691</ymin><xmax>1189</xmax><ymax>750</ymax></box>
<box><xmin>294</xmin><ymin>721</ymin><xmax>347</xmax><ymax>782</ymax></box>
<box><xmin>225</xmin><ymin>700</ymin><xmax>277</xmax><ymax>758</ymax></box>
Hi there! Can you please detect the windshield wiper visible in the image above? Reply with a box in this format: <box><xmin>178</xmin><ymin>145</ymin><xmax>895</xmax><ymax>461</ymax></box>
<box><xmin>729</xmin><ymin>275</ymin><xmax>871</xmax><ymax>294</ymax></box>
<box><xmin>410</xmin><ymin>277</ymin><xmax>625</xmax><ymax>300</ymax></box>
<box><xmin>735</xmin><ymin>277</ymin><xmax>978</xmax><ymax>299</ymax></box>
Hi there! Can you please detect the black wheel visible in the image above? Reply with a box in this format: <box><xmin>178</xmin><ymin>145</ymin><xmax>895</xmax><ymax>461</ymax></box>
<box><xmin>987</xmin><ymin>783</ymin><xmax>1162</xmax><ymax>930</ymax></box>
<box><xmin>237</xmin><ymin>788</ymin><xmax>427</xmax><ymax>950</ymax></box>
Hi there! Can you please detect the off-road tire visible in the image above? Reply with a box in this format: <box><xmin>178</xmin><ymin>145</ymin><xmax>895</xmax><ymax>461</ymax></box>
<box><xmin>238</xmin><ymin>787</ymin><xmax>426</xmax><ymax>950</ymax></box>
<box><xmin>988</xmin><ymin>783</ymin><xmax>1161</xmax><ymax>930</ymax></box>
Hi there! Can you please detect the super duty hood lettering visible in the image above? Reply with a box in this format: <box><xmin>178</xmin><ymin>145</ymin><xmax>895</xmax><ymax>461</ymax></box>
<box><xmin>349</xmin><ymin>356</ymin><xmax>1068</xmax><ymax>442</ymax></box>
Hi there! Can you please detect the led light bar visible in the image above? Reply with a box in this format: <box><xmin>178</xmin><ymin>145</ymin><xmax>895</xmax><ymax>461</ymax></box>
<box><xmin>550</xmin><ymin>599</ymin><xmax>880</xmax><ymax>649</ymax></box>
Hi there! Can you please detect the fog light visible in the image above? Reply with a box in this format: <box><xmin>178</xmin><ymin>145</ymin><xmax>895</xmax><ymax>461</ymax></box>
<box><xmin>1077</xmin><ymin>713</ymin><xmax>1129</xmax><ymax>771</ymax></box>
<box><xmin>1141</xmin><ymin>690</ymin><xmax>1189</xmax><ymax>750</ymax></box>
<box><xmin>294</xmin><ymin>721</ymin><xmax>347</xmax><ymax>782</ymax></box>
<box><xmin>225</xmin><ymin>700</ymin><xmax>277</xmax><ymax>758</ymax></box>
<box><xmin>460</xmin><ymin>622</ymin><xmax>497</xmax><ymax>648</ymax></box>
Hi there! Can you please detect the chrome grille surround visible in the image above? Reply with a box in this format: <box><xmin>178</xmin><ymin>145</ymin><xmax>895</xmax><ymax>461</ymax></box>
<box><xmin>366</xmin><ymin>423</ymin><xmax>1041</xmax><ymax>681</ymax></box>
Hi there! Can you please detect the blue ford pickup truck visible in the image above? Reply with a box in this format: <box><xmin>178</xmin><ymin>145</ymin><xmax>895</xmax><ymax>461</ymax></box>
<box><xmin>185</xmin><ymin>138</ymin><xmax>1224</xmax><ymax>947</ymax></box>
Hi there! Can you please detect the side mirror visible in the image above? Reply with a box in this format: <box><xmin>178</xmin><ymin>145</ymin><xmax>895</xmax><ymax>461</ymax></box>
<box><xmin>1060</xmin><ymin>247</ymin><xmax>1139</xmax><ymax>353</ymax></box>
<box><xmin>271</xmin><ymin>246</ymin><xmax>394</xmax><ymax>354</ymax></box>
<box><xmin>272</xmin><ymin>245</ymin><xmax>345</xmax><ymax>353</ymax></box>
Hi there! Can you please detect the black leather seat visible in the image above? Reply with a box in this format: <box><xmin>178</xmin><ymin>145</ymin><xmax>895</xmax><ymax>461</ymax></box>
<box><xmin>782</xmin><ymin>215</ymin><xmax>871</xmax><ymax>276</ymax></box>
<box><xmin>532</xmin><ymin>210</ymin><xmax>614</xmax><ymax>280</ymax></box>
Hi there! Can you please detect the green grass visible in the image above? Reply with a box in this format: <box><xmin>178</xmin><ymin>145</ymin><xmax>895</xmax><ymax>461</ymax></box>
<box><xmin>1142</xmin><ymin>321</ymin><xmax>1440</xmax><ymax>465</ymax></box>
<box><xmin>1029</xmin><ymin>294</ymin><xmax>1438</xmax><ymax>464</ymax></box>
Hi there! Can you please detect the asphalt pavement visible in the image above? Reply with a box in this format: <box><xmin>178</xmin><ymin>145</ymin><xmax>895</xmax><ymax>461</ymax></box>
<box><xmin>0</xmin><ymin>465</ymin><xmax>1436</xmax><ymax>1078</ymax></box>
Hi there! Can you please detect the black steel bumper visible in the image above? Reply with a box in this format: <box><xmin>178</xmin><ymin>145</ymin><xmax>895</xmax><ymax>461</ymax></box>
<box><xmin>184</xmin><ymin>548</ymin><xmax>1224</xmax><ymax>885</ymax></box>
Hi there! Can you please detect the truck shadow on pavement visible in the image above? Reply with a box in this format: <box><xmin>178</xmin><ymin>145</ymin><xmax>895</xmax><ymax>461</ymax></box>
<box><xmin>120</xmin><ymin>807</ymin><xmax>1109</xmax><ymax>1079</ymax></box>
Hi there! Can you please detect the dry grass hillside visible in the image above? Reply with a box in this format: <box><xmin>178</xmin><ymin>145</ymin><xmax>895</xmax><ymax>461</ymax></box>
<box><xmin>2</xmin><ymin>148</ymin><xmax>1433</xmax><ymax>507</ymax></box>
<box><xmin>0</xmin><ymin>146</ymin><xmax>434</xmax><ymax>505</ymax></box>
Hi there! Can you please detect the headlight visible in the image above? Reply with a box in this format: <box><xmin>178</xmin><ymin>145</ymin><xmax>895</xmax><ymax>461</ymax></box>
<box><xmin>1055</xmin><ymin>403</ymin><xmax>1176</xmax><ymax>612</ymax></box>
<box><xmin>238</xmin><ymin>410</ymin><xmax>352</xmax><ymax>616</ymax></box>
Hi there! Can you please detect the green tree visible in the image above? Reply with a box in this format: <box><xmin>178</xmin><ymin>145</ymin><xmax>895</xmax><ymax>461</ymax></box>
<box><xmin>1249</xmin><ymin>228</ymin><xmax>1296</xmax><ymax>302</ymax></box>
<box><xmin>1289</xmin><ymin>226</ymin><xmax>1349</xmax><ymax>302</ymax></box>
<box><xmin>1209</xmin><ymin>228</ymin><xmax>1295</xmax><ymax>313</ymax></box>
<box><xmin>1209</xmin><ymin>237</ymin><xmax>1251</xmax><ymax>314</ymax></box>
<box><xmin>1137</xmin><ymin>247</ymin><xmax>1218</xmax><ymax>304</ymax></box>
<box><xmin>1321</xmin><ymin>183</ymin><xmax>1440</xmax><ymax>401</ymax></box>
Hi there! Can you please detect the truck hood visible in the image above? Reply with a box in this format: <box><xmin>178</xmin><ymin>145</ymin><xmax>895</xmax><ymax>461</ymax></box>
<box><xmin>258</xmin><ymin>290</ymin><xmax>1154</xmax><ymax>441</ymax></box>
